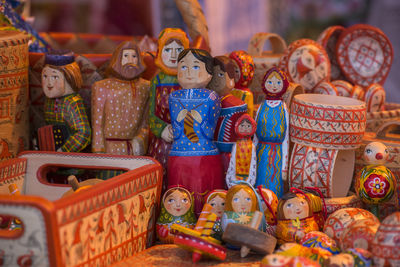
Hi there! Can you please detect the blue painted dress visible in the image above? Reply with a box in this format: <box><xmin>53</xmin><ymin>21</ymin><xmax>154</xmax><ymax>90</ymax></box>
<box><xmin>255</xmin><ymin>100</ymin><xmax>289</xmax><ymax>198</ymax></box>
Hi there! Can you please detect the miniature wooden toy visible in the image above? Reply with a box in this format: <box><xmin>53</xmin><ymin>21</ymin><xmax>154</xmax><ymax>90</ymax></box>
<box><xmin>258</xmin><ymin>186</ymin><xmax>279</xmax><ymax>236</ymax></box>
<box><xmin>226</xmin><ymin>113</ymin><xmax>257</xmax><ymax>188</ymax></box>
<box><xmin>339</xmin><ymin>218</ymin><xmax>380</xmax><ymax>251</ymax></box>
<box><xmin>261</xmin><ymin>254</ymin><xmax>321</xmax><ymax>267</ymax></box>
<box><xmin>204</xmin><ymin>189</ymin><xmax>227</xmax><ymax>240</ymax></box>
<box><xmin>276</xmin><ymin>242</ymin><xmax>331</xmax><ymax>266</ymax></box>
<box><xmin>276</xmin><ymin>192</ymin><xmax>319</xmax><ymax>244</ymax></box>
<box><xmin>254</xmin><ymin>67</ymin><xmax>289</xmax><ymax>198</ymax></box>
<box><xmin>355</xmin><ymin>142</ymin><xmax>396</xmax><ymax>218</ymax></box>
<box><xmin>303</xmin><ymin>189</ymin><xmax>326</xmax><ymax>230</ymax></box>
<box><xmin>371</xmin><ymin>211</ymin><xmax>400</xmax><ymax>267</ymax></box>
<box><xmin>279</xmin><ymin>39</ymin><xmax>330</xmax><ymax>93</ymax></box>
<box><xmin>172</xmin><ymin>203</ymin><xmax>226</xmax><ymax>263</ymax></box>
<box><xmin>92</xmin><ymin>41</ymin><xmax>149</xmax><ymax>155</ymax></box>
<box><xmin>325</xmin><ymin>253</ymin><xmax>355</xmax><ymax>267</ymax></box>
<box><xmin>336</xmin><ymin>24</ymin><xmax>393</xmax><ymax>88</ymax></box>
<box><xmin>168</xmin><ymin>48</ymin><xmax>223</xmax><ymax>215</ymax></box>
<box><xmin>364</xmin><ymin>83</ymin><xmax>385</xmax><ymax>113</ymax></box>
<box><xmin>323</xmin><ymin>207</ymin><xmax>379</xmax><ymax>244</ymax></box>
<box><xmin>38</xmin><ymin>50</ymin><xmax>91</xmax><ymax>152</ymax></box>
<box><xmin>222</xmin><ymin>210</ymin><xmax>277</xmax><ymax>257</ymax></box>
<box><xmin>345</xmin><ymin>248</ymin><xmax>373</xmax><ymax>267</ymax></box>
<box><xmin>301</xmin><ymin>231</ymin><xmax>340</xmax><ymax>255</ymax></box>
<box><xmin>156</xmin><ymin>186</ymin><xmax>196</xmax><ymax>244</ymax></box>
<box><xmin>0</xmin><ymin>31</ymin><xmax>29</xmax><ymax>161</ymax></box>
<box><xmin>148</xmin><ymin>28</ymin><xmax>189</xmax><ymax>187</ymax></box>
<box><xmin>331</xmin><ymin>80</ymin><xmax>353</xmax><ymax>97</ymax></box>
<box><xmin>229</xmin><ymin>50</ymin><xmax>255</xmax><ymax>116</ymax></box>
<box><xmin>207</xmin><ymin>55</ymin><xmax>247</xmax><ymax>173</ymax></box>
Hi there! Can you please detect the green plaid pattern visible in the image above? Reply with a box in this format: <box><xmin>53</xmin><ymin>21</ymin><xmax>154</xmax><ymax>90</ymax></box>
<box><xmin>44</xmin><ymin>93</ymin><xmax>91</xmax><ymax>152</ymax></box>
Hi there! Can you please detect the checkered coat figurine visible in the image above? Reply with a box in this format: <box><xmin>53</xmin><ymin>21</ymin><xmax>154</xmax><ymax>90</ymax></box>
<box><xmin>39</xmin><ymin>50</ymin><xmax>91</xmax><ymax>152</ymax></box>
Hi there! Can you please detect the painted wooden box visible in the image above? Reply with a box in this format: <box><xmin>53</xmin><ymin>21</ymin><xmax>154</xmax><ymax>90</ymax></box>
<box><xmin>0</xmin><ymin>151</ymin><xmax>162</xmax><ymax>267</ymax></box>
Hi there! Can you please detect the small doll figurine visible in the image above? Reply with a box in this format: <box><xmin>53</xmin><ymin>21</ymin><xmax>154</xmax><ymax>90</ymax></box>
<box><xmin>40</xmin><ymin>50</ymin><xmax>91</xmax><ymax>152</ymax></box>
<box><xmin>226</xmin><ymin>114</ymin><xmax>257</xmax><ymax>188</ymax></box>
<box><xmin>254</xmin><ymin>67</ymin><xmax>290</xmax><ymax>198</ymax></box>
<box><xmin>204</xmin><ymin>189</ymin><xmax>227</xmax><ymax>240</ymax></box>
<box><xmin>92</xmin><ymin>41</ymin><xmax>149</xmax><ymax>155</ymax></box>
<box><xmin>148</xmin><ymin>28</ymin><xmax>189</xmax><ymax>188</ymax></box>
<box><xmin>156</xmin><ymin>186</ymin><xmax>196</xmax><ymax>243</ymax></box>
<box><xmin>229</xmin><ymin>51</ymin><xmax>255</xmax><ymax>116</ymax></box>
<box><xmin>168</xmin><ymin>48</ymin><xmax>224</xmax><ymax>216</ymax></box>
<box><xmin>276</xmin><ymin>192</ymin><xmax>319</xmax><ymax>244</ymax></box>
<box><xmin>207</xmin><ymin>56</ymin><xmax>247</xmax><ymax>173</ymax></box>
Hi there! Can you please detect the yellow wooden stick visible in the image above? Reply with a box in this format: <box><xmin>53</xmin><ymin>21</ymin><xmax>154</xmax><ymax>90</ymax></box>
<box><xmin>194</xmin><ymin>203</ymin><xmax>212</xmax><ymax>232</ymax></box>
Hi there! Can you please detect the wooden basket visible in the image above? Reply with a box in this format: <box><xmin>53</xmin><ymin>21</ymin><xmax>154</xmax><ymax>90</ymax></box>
<box><xmin>366</xmin><ymin>102</ymin><xmax>400</xmax><ymax>132</ymax></box>
<box><xmin>0</xmin><ymin>151</ymin><xmax>162</xmax><ymax>267</ymax></box>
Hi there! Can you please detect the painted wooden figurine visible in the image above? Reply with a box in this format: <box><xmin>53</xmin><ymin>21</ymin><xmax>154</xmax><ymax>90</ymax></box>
<box><xmin>355</xmin><ymin>141</ymin><xmax>396</xmax><ymax>218</ymax></box>
<box><xmin>226</xmin><ymin>114</ymin><xmax>257</xmax><ymax>188</ymax></box>
<box><xmin>229</xmin><ymin>51</ymin><xmax>255</xmax><ymax>116</ymax></box>
<box><xmin>254</xmin><ymin>67</ymin><xmax>290</xmax><ymax>198</ymax></box>
<box><xmin>168</xmin><ymin>48</ymin><xmax>224</xmax><ymax>216</ymax></box>
<box><xmin>40</xmin><ymin>51</ymin><xmax>91</xmax><ymax>152</ymax></box>
<box><xmin>204</xmin><ymin>189</ymin><xmax>227</xmax><ymax>240</ymax></box>
<box><xmin>92</xmin><ymin>41</ymin><xmax>149</xmax><ymax>155</ymax></box>
<box><xmin>207</xmin><ymin>56</ymin><xmax>247</xmax><ymax>173</ymax></box>
<box><xmin>148</xmin><ymin>28</ymin><xmax>189</xmax><ymax>187</ymax></box>
<box><xmin>156</xmin><ymin>186</ymin><xmax>196</xmax><ymax>243</ymax></box>
<box><xmin>276</xmin><ymin>192</ymin><xmax>319</xmax><ymax>244</ymax></box>
<box><xmin>258</xmin><ymin>186</ymin><xmax>279</xmax><ymax>236</ymax></box>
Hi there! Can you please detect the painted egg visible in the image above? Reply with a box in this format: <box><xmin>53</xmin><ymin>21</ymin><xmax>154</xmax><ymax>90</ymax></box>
<box><xmin>323</xmin><ymin>208</ymin><xmax>378</xmax><ymax>244</ymax></box>
<box><xmin>340</xmin><ymin>218</ymin><xmax>380</xmax><ymax>251</ymax></box>
<box><xmin>372</xmin><ymin>212</ymin><xmax>400</xmax><ymax>267</ymax></box>
<box><xmin>345</xmin><ymin>248</ymin><xmax>373</xmax><ymax>267</ymax></box>
<box><xmin>301</xmin><ymin>231</ymin><xmax>340</xmax><ymax>255</ymax></box>
<box><xmin>326</xmin><ymin>253</ymin><xmax>354</xmax><ymax>267</ymax></box>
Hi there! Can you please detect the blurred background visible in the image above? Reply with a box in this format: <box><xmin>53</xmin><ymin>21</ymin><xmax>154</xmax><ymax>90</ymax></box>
<box><xmin>27</xmin><ymin>0</ymin><xmax>399</xmax><ymax>101</ymax></box>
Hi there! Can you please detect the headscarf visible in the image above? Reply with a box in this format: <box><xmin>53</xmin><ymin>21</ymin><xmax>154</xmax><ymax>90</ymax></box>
<box><xmin>229</xmin><ymin>50</ymin><xmax>255</xmax><ymax>89</ymax></box>
<box><xmin>234</xmin><ymin>113</ymin><xmax>256</xmax><ymax>139</ymax></box>
<box><xmin>262</xmin><ymin>67</ymin><xmax>289</xmax><ymax>100</ymax></box>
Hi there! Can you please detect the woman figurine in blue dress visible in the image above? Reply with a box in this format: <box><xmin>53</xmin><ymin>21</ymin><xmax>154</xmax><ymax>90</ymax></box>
<box><xmin>254</xmin><ymin>67</ymin><xmax>289</xmax><ymax>198</ymax></box>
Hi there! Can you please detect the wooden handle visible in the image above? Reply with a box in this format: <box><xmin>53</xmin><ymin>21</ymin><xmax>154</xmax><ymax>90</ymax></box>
<box><xmin>67</xmin><ymin>175</ymin><xmax>80</xmax><ymax>191</ymax></box>
<box><xmin>240</xmin><ymin>210</ymin><xmax>263</xmax><ymax>258</ymax></box>
<box><xmin>248</xmin><ymin>33</ymin><xmax>287</xmax><ymax>56</ymax></box>
<box><xmin>376</xmin><ymin>121</ymin><xmax>400</xmax><ymax>140</ymax></box>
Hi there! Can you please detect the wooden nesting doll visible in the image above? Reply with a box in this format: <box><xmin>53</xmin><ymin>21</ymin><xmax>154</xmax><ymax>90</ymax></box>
<box><xmin>254</xmin><ymin>67</ymin><xmax>290</xmax><ymax>198</ymax></box>
<box><xmin>148</xmin><ymin>28</ymin><xmax>189</xmax><ymax>188</ymax></box>
<box><xmin>208</xmin><ymin>56</ymin><xmax>247</xmax><ymax>173</ymax></box>
<box><xmin>39</xmin><ymin>50</ymin><xmax>91</xmax><ymax>152</ymax></box>
<box><xmin>156</xmin><ymin>186</ymin><xmax>196</xmax><ymax>243</ymax></box>
<box><xmin>204</xmin><ymin>189</ymin><xmax>227</xmax><ymax>240</ymax></box>
<box><xmin>226</xmin><ymin>114</ymin><xmax>257</xmax><ymax>188</ymax></box>
<box><xmin>229</xmin><ymin>51</ymin><xmax>255</xmax><ymax>116</ymax></box>
<box><xmin>168</xmin><ymin>48</ymin><xmax>224</xmax><ymax>216</ymax></box>
<box><xmin>276</xmin><ymin>192</ymin><xmax>319</xmax><ymax>244</ymax></box>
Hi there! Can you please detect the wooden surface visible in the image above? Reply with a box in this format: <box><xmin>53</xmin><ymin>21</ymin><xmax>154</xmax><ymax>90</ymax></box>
<box><xmin>111</xmin><ymin>244</ymin><xmax>264</xmax><ymax>266</ymax></box>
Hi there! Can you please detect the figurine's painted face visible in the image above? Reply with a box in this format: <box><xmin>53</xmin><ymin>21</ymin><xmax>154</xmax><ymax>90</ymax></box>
<box><xmin>364</xmin><ymin>142</ymin><xmax>389</xmax><ymax>165</ymax></box>
<box><xmin>161</xmin><ymin>41</ymin><xmax>184</xmax><ymax>68</ymax></box>
<box><xmin>233</xmin><ymin>61</ymin><xmax>241</xmax><ymax>84</ymax></box>
<box><xmin>262</xmin><ymin>254</ymin><xmax>292</xmax><ymax>266</ymax></box>
<box><xmin>164</xmin><ymin>190</ymin><xmax>191</xmax><ymax>217</ymax></box>
<box><xmin>238</xmin><ymin>119</ymin><xmax>253</xmax><ymax>135</ymax></box>
<box><xmin>121</xmin><ymin>49</ymin><xmax>138</xmax><ymax>66</ymax></box>
<box><xmin>208</xmin><ymin>65</ymin><xmax>235</xmax><ymax>96</ymax></box>
<box><xmin>208</xmin><ymin>195</ymin><xmax>225</xmax><ymax>218</ymax></box>
<box><xmin>264</xmin><ymin>73</ymin><xmax>284</xmax><ymax>94</ymax></box>
<box><xmin>232</xmin><ymin>189</ymin><xmax>253</xmax><ymax>213</ymax></box>
<box><xmin>178</xmin><ymin>51</ymin><xmax>212</xmax><ymax>89</ymax></box>
<box><xmin>282</xmin><ymin>197</ymin><xmax>309</xmax><ymax>220</ymax></box>
<box><xmin>42</xmin><ymin>66</ymin><xmax>72</xmax><ymax>98</ymax></box>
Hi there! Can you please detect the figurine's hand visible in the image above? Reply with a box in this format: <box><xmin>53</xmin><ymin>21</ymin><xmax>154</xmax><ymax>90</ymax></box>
<box><xmin>161</xmin><ymin>124</ymin><xmax>174</xmax><ymax>143</ymax></box>
<box><xmin>158</xmin><ymin>226</ymin><xmax>169</xmax><ymax>238</ymax></box>
<box><xmin>131</xmin><ymin>137</ymin><xmax>145</xmax><ymax>156</ymax></box>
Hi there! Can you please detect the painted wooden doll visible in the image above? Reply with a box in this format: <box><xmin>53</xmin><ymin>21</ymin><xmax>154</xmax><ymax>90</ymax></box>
<box><xmin>148</xmin><ymin>28</ymin><xmax>189</xmax><ymax>187</ymax></box>
<box><xmin>207</xmin><ymin>56</ymin><xmax>247</xmax><ymax>173</ymax></box>
<box><xmin>204</xmin><ymin>189</ymin><xmax>227</xmax><ymax>240</ymax></box>
<box><xmin>258</xmin><ymin>186</ymin><xmax>279</xmax><ymax>236</ymax></box>
<box><xmin>229</xmin><ymin>51</ymin><xmax>255</xmax><ymax>116</ymax></box>
<box><xmin>40</xmin><ymin>51</ymin><xmax>91</xmax><ymax>152</ymax></box>
<box><xmin>226</xmin><ymin>114</ymin><xmax>257</xmax><ymax>188</ymax></box>
<box><xmin>276</xmin><ymin>192</ymin><xmax>319</xmax><ymax>244</ymax></box>
<box><xmin>168</xmin><ymin>48</ymin><xmax>224</xmax><ymax>216</ymax></box>
<box><xmin>156</xmin><ymin>186</ymin><xmax>196</xmax><ymax>243</ymax></box>
<box><xmin>254</xmin><ymin>67</ymin><xmax>289</xmax><ymax>198</ymax></box>
<box><xmin>92</xmin><ymin>41</ymin><xmax>149</xmax><ymax>155</ymax></box>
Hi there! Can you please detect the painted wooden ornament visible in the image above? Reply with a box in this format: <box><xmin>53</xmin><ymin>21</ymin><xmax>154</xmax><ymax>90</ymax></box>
<box><xmin>366</xmin><ymin>103</ymin><xmax>400</xmax><ymax>132</ymax></box>
<box><xmin>325</xmin><ymin>253</ymin><xmax>355</xmax><ymax>267</ymax></box>
<box><xmin>312</xmin><ymin>81</ymin><xmax>338</xmax><ymax>96</ymax></box>
<box><xmin>331</xmin><ymin>80</ymin><xmax>353</xmax><ymax>97</ymax></box>
<box><xmin>364</xmin><ymin>83</ymin><xmax>385</xmax><ymax>113</ymax></box>
<box><xmin>172</xmin><ymin>203</ymin><xmax>227</xmax><ymax>263</ymax></box>
<box><xmin>276</xmin><ymin>242</ymin><xmax>331</xmax><ymax>266</ymax></box>
<box><xmin>345</xmin><ymin>248</ymin><xmax>373</xmax><ymax>267</ymax></box>
<box><xmin>282</xmin><ymin>83</ymin><xmax>305</xmax><ymax>112</ymax></box>
<box><xmin>204</xmin><ymin>189</ymin><xmax>226</xmax><ymax>240</ymax></box>
<box><xmin>336</xmin><ymin>24</ymin><xmax>393</xmax><ymax>88</ymax></box>
<box><xmin>258</xmin><ymin>186</ymin><xmax>279</xmax><ymax>236</ymax></box>
<box><xmin>317</xmin><ymin>25</ymin><xmax>346</xmax><ymax>81</ymax></box>
<box><xmin>323</xmin><ymin>208</ymin><xmax>379</xmax><ymax>244</ymax></box>
<box><xmin>261</xmin><ymin>254</ymin><xmax>321</xmax><ymax>267</ymax></box>
<box><xmin>324</xmin><ymin>192</ymin><xmax>363</xmax><ymax>217</ymax></box>
<box><xmin>279</xmin><ymin>39</ymin><xmax>330</xmax><ymax>93</ymax></box>
<box><xmin>301</xmin><ymin>231</ymin><xmax>340</xmax><ymax>255</ymax></box>
<box><xmin>339</xmin><ymin>218</ymin><xmax>380</xmax><ymax>251</ymax></box>
<box><xmin>372</xmin><ymin>211</ymin><xmax>400</xmax><ymax>267</ymax></box>
<box><xmin>156</xmin><ymin>187</ymin><xmax>196</xmax><ymax>244</ymax></box>
<box><xmin>351</xmin><ymin>85</ymin><xmax>365</xmax><ymax>101</ymax></box>
<box><xmin>303</xmin><ymin>189</ymin><xmax>326</xmax><ymax>230</ymax></box>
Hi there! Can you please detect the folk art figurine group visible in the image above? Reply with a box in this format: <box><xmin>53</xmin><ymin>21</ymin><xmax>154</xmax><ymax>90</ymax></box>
<box><xmin>33</xmin><ymin>26</ymin><xmax>400</xmax><ymax>266</ymax></box>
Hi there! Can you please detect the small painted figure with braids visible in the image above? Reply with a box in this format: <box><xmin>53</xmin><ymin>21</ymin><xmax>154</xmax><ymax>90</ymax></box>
<box><xmin>254</xmin><ymin>67</ymin><xmax>289</xmax><ymax>198</ymax></box>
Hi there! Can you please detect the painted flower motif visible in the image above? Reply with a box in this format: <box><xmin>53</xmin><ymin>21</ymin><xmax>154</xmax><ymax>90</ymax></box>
<box><xmin>366</xmin><ymin>174</ymin><xmax>388</xmax><ymax>196</ymax></box>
